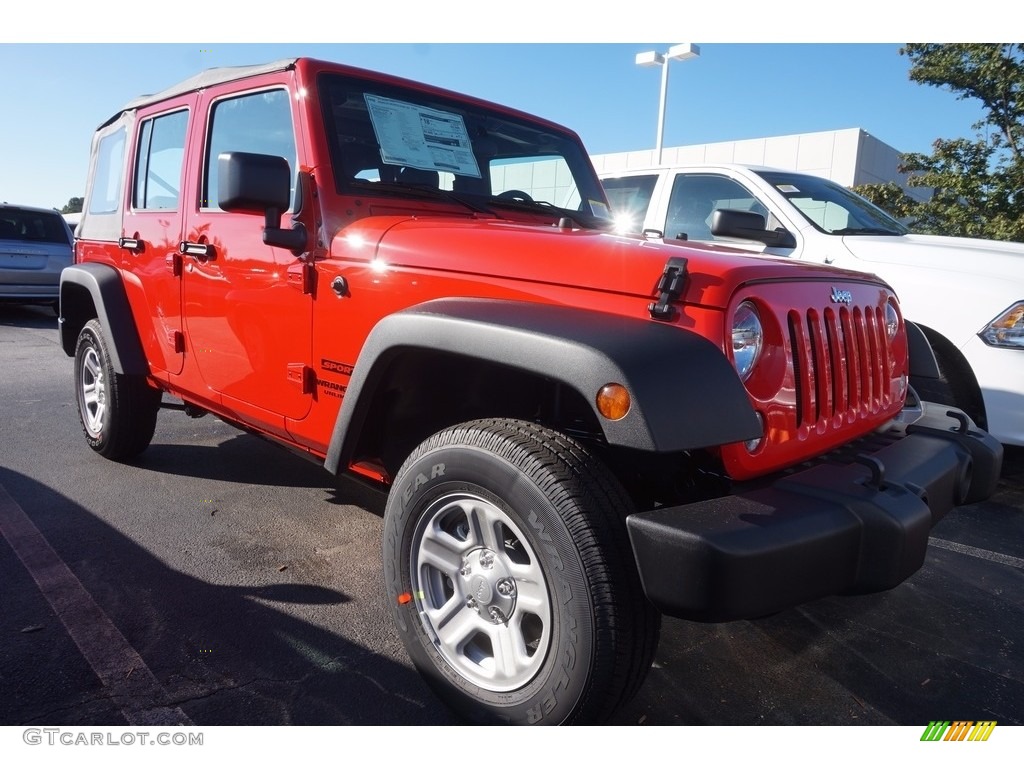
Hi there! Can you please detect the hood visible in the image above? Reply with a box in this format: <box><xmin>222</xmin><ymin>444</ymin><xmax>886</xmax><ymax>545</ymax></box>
<box><xmin>843</xmin><ymin>233</ymin><xmax>1024</xmax><ymax>280</ymax></box>
<box><xmin>841</xmin><ymin>233</ymin><xmax>1024</xmax><ymax>341</ymax></box>
<box><xmin>906</xmin><ymin>233</ymin><xmax>1024</xmax><ymax>257</ymax></box>
<box><xmin>334</xmin><ymin>216</ymin><xmax>892</xmax><ymax>311</ymax></box>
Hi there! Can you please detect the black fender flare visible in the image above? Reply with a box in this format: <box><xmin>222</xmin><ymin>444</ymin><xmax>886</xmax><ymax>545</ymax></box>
<box><xmin>324</xmin><ymin>298</ymin><xmax>760</xmax><ymax>474</ymax></box>
<box><xmin>59</xmin><ymin>263</ymin><xmax>148</xmax><ymax>376</ymax></box>
<box><xmin>905</xmin><ymin>320</ymin><xmax>941</xmax><ymax>380</ymax></box>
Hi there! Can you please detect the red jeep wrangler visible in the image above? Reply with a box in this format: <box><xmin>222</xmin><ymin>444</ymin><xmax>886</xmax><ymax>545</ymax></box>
<box><xmin>60</xmin><ymin>57</ymin><xmax>1001</xmax><ymax>725</ymax></box>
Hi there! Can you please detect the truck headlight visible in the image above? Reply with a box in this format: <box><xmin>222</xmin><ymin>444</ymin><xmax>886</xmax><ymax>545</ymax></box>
<box><xmin>732</xmin><ymin>301</ymin><xmax>763</xmax><ymax>380</ymax></box>
<box><xmin>979</xmin><ymin>302</ymin><xmax>1024</xmax><ymax>348</ymax></box>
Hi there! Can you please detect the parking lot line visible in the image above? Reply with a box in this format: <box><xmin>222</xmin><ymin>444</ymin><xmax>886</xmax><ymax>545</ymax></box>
<box><xmin>0</xmin><ymin>482</ymin><xmax>192</xmax><ymax>726</ymax></box>
<box><xmin>929</xmin><ymin>536</ymin><xmax>1024</xmax><ymax>570</ymax></box>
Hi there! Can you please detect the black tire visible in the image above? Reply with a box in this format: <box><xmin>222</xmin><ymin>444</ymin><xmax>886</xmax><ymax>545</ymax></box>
<box><xmin>73</xmin><ymin>318</ymin><xmax>161</xmax><ymax>460</ymax></box>
<box><xmin>383</xmin><ymin>418</ymin><xmax>660</xmax><ymax>725</ymax></box>
<box><xmin>911</xmin><ymin>330</ymin><xmax>987</xmax><ymax>430</ymax></box>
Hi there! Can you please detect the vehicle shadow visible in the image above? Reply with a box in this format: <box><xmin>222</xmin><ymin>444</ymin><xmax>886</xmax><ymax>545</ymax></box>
<box><xmin>0</xmin><ymin>467</ymin><xmax>454</xmax><ymax>726</ymax></box>
<box><xmin>0</xmin><ymin>303</ymin><xmax>59</xmax><ymax>329</ymax></box>
<box><xmin>138</xmin><ymin>431</ymin><xmax>337</xmax><ymax>490</ymax></box>
<box><xmin>132</xmin><ymin>429</ymin><xmax>387</xmax><ymax>517</ymax></box>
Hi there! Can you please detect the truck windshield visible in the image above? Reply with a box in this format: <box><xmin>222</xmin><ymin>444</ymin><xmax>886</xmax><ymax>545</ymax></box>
<box><xmin>756</xmin><ymin>170</ymin><xmax>908</xmax><ymax>237</ymax></box>
<box><xmin>318</xmin><ymin>73</ymin><xmax>613</xmax><ymax>228</ymax></box>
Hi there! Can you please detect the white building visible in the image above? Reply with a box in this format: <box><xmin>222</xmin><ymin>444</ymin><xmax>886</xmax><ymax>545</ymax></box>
<box><xmin>590</xmin><ymin>127</ymin><xmax>929</xmax><ymax>201</ymax></box>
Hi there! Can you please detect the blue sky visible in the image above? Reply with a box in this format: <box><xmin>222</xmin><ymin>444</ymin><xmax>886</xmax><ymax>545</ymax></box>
<box><xmin>3</xmin><ymin>11</ymin><xmax>991</xmax><ymax>210</ymax></box>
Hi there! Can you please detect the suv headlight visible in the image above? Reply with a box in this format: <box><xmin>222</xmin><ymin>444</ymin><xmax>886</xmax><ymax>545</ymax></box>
<box><xmin>732</xmin><ymin>301</ymin><xmax>763</xmax><ymax>380</ymax></box>
<box><xmin>980</xmin><ymin>302</ymin><xmax>1024</xmax><ymax>348</ymax></box>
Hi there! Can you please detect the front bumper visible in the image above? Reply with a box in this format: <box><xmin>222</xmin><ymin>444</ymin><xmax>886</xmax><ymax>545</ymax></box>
<box><xmin>626</xmin><ymin>404</ymin><xmax>1002</xmax><ymax>622</ymax></box>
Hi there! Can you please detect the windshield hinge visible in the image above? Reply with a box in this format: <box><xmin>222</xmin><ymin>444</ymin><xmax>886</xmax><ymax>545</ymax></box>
<box><xmin>287</xmin><ymin>260</ymin><xmax>316</xmax><ymax>295</ymax></box>
<box><xmin>648</xmin><ymin>257</ymin><xmax>688</xmax><ymax>322</ymax></box>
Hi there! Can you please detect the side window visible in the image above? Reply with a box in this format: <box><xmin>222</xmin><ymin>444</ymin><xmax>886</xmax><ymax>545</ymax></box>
<box><xmin>601</xmin><ymin>174</ymin><xmax>658</xmax><ymax>230</ymax></box>
<box><xmin>133</xmin><ymin>110</ymin><xmax>188</xmax><ymax>210</ymax></box>
<box><xmin>203</xmin><ymin>89</ymin><xmax>296</xmax><ymax>210</ymax></box>
<box><xmin>88</xmin><ymin>127</ymin><xmax>126</xmax><ymax>215</ymax></box>
<box><xmin>666</xmin><ymin>174</ymin><xmax>769</xmax><ymax>241</ymax></box>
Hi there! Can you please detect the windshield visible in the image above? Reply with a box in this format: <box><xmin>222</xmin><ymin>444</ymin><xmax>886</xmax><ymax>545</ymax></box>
<box><xmin>318</xmin><ymin>73</ymin><xmax>612</xmax><ymax>227</ymax></box>
<box><xmin>756</xmin><ymin>170</ymin><xmax>908</xmax><ymax>236</ymax></box>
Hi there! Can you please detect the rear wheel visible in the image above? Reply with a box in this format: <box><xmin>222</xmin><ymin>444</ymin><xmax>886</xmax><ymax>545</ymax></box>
<box><xmin>383</xmin><ymin>418</ymin><xmax>660</xmax><ymax>724</ymax></box>
<box><xmin>74</xmin><ymin>318</ymin><xmax>161</xmax><ymax>460</ymax></box>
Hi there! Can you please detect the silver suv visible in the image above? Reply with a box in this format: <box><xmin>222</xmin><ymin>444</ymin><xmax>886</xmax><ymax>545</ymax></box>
<box><xmin>1</xmin><ymin>203</ymin><xmax>74</xmax><ymax>312</ymax></box>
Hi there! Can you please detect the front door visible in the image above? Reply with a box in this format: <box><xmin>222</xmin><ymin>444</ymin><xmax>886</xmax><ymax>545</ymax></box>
<box><xmin>180</xmin><ymin>83</ymin><xmax>312</xmax><ymax>431</ymax></box>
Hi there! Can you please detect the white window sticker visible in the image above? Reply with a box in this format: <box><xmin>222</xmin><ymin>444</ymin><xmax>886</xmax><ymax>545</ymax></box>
<box><xmin>776</xmin><ymin>184</ymin><xmax>801</xmax><ymax>194</ymax></box>
<box><xmin>365</xmin><ymin>94</ymin><xmax>481</xmax><ymax>178</ymax></box>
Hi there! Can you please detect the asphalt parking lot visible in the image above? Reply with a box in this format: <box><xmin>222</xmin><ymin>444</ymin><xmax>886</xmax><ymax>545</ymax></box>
<box><xmin>1</xmin><ymin>303</ymin><xmax>1022</xmax><ymax>727</ymax></box>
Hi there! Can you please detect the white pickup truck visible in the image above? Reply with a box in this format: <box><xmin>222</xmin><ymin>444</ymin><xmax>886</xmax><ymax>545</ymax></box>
<box><xmin>599</xmin><ymin>163</ymin><xmax>1024</xmax><ymax>446</ymax></box>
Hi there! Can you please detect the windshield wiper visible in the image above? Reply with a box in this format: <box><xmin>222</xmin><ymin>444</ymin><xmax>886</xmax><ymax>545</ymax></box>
<box><xmin>349</xmin><ymin>180</ymin><xmax>496</xmax><ymax>216</ymax></box>
<box><xmin>486</xmin><ymin>197</ymin><xmax>613</xmax><ymax>231</ymax></box>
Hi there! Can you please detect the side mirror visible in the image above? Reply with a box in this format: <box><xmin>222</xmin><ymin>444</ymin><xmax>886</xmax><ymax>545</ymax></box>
<box><xmin>218</xmin><ymin>152</ymin><xmax>307</xmax><ymax>255</ymax></box>
<box><xmin>711</xmin><ymin>209</ymin><xmax>796</xmax><ymax>249</ymax></box>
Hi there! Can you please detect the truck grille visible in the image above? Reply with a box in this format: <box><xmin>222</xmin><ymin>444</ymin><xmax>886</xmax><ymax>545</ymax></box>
<box><xmin>787</xmin><ymin>304</ymin><xmax>892</xmax><ymax>428</ymax></box>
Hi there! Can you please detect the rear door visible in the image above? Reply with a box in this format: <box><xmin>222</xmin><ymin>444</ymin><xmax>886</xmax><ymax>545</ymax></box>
<box><xmin>121</xmin><ymin>95</ymin><xmax>197</xmax><ymax>376</ymax></box>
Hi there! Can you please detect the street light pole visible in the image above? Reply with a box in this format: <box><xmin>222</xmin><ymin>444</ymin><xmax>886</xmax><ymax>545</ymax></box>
<box><xmin>635</xmin><ymin>44</ymin><xmax>700</xmax><ymax>165</ymax></box>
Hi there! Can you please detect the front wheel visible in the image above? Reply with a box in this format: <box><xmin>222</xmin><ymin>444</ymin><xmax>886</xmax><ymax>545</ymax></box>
<box><xmin>74</xmin><ymin>318</ymin><xmax>161</xmax><ymax>460</ymax></box>
<box><xmin>383</xmin><ymin>418</ymin><xmax>660</xmax><ymax>724</ymax></box>
<box><xmin>911</xmin><ymin>328</ymin><xmax>987</xmax><ymax>430</ymax></box>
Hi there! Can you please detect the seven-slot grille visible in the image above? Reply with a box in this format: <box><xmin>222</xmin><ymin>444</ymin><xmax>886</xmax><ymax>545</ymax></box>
<box><xmin>787</xmin><ymin>303</ymin><xmax>893</xmax><ymax>429</ymax></box>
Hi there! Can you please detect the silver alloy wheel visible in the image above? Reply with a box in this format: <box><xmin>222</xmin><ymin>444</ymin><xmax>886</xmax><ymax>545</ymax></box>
<box><xmin>79</xmin><ymin>346</ymin><xmax>106</xmax><ymax>438</ymax></box>
<box><xmin>410</xmin><ymin>491</ymin><xmax>552</xmax><ymax>692</ymax></box>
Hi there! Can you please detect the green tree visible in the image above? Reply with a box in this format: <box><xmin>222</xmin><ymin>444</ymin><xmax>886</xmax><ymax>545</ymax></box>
<box><xmin>60</xmin><ymin>196</ymin><xmax>84</xmax><ymax>214</ymax></box>
<box><xmin>855</xmin><ymin>44</ymin><xmax>1024</xmax><ymax>241</ymax></box>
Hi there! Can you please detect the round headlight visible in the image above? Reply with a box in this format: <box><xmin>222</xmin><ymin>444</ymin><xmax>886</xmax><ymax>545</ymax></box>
<box><xmin>732</xmin><ymin>301</ymin><xmax>763</xmax><ymax>380</ymax></box>
<box><xmin>885</xmin><ymin>298</ymin><xmax>900</xmax><ymax>340</ymax></box>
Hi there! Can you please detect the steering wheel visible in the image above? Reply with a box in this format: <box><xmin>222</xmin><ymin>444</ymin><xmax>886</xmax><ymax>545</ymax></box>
<box><xmin>496</xmin><ymin>189</ymin><xmax>534</xmax><ymax>203</ymax></box>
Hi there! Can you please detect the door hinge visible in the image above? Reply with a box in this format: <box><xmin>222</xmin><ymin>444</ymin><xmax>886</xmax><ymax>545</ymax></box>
<box><xmin>165</xmin><ymin>253</ymin><xmax>183</xmax><ymax>276</ymax></box>
<box><xmin>287</xmin><ymin>363</ymin><xmax>315</xmax><ymax>394</ymax></box>
<box><xmin>287</xmin><ymin>261</ymin><xmax>316</xmax><ymax>295</ymax></box>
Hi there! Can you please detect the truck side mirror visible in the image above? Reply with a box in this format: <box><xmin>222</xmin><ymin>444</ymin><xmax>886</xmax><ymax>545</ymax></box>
<box><xmin>712</xmin><ymin>209</ymin><xmax>796</xmax><ymax>249</ymax></box>
<box><xmin>218</xmin><ymin>151</ymin><xmax>308</xmax><ymax>255</ymax></box>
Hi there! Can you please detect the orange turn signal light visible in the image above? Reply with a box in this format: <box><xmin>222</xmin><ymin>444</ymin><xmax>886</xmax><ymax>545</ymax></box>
<box><xmin>596</xmin><ymin>383</ymin><xmax>631</xmax><ymax>421</ymax></box>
